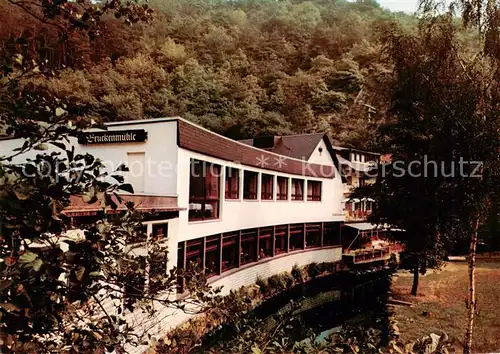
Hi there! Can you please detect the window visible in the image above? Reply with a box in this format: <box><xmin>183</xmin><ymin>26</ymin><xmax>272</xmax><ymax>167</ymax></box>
<box><xmin>225</xmin><ymin>167</ymin><xmax>240</xmax><ymax>199</ymax></box>
<box><xmin>261</xmin><ymin>174</ymin><xmax>274</xmax><ymax>200</ymax></box>
<box><xmin>324</xmin><ymin>222</ymin><xmax>341</xmax><ymax>246</ymax></box>
<box><xmin>243</xmin><ymin>171</ymin><xmax>258</xmax><ymax>200</ymax></box>
<box><xmin>306</xmin><ymin>223</ymin><xmax>321</xmax><ymax>248</ymax></box>
<box><xmin>123</xmin><ymin>256</ymin><xmax>146</xmax><ymax>309</ymax></box>
<box><xmin>206</xmin><ymin>235</ymin><xmax>221</xmax><ymax>276</ymax></box>
<box><xmin>177</xmin><ymin>243</ymin><xmax>186</xmax><ymax>292</ymax></box>
<box><xmin>289</xmin><ymin>224</ymin><xmax>304</xmax><ymax>250</ymax></box>
<box><xmin>291</xmin><ymin>179</ymin><xmax>304</xmax><ymax>201</ymax></box>
<box><xmin>241</xmin><ymin>229</ymin><xmax>257</xmax><ymax>265</ymax></box>
<box><xmin>258</xmin><ymin>227</ymin><xmax>273</xmax><ymax>259</ymax></box>
<box><xmin>275</xmin><ymin>225</ymin><xmax>288</xmax><ymax>255</ymax></box>
<box><xmin>185</xmin><ymin>239</ymin><xmax>203</xmax><ymax>272</ymax></box>
<box><xmin>152</xmin><ymin>223</ymin><xmax>168</xmax><ymax>241</ymax></box>
<box><xmin>189</xmin><ymin>160</ymin><xmax>221</xmax><ymax>221</ymax></box>
<box><xmin>307</xmin><ymin>181</ymin><xmax>322</xmax><ymax>201</ymax></box>
<box><xmin>277</xmin><ymin>177</ymin><xmax>288</xmax><ymax>200</ymax></box>
<box><xmin>222</xmin><ymin>233</ymin><xmax>238</xmax><ymax>272</ymax></box>
<box><xmin>149</xmin><ymin>256</ymin><xmax>168</xmax><ymax>293</ymax></box>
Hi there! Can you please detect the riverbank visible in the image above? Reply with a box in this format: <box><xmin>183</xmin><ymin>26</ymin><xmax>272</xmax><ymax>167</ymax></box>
<box><xmin>391</xmin><ymin>261</ymin><xmax>500</xmax><ymax>353</ymax></box>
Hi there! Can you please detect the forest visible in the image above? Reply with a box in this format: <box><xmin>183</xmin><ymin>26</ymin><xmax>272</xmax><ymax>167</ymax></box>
<box><xmin>0</xmin><ymin>0</ymin><xmax>423</xmax><ymax>149</ymax></box>
<box><xmin>2</xmin><ymin>0</ymin><xmax>500</xmax><ymax>353</ymax></box>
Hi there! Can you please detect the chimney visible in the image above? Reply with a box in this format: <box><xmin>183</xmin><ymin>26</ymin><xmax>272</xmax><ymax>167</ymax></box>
<box><xmin>253</xmin><ymin>136</ymin><xmax>276</xmax><ymax>149</ymax></box>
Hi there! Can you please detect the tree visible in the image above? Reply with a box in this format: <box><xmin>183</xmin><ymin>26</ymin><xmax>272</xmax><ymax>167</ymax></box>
<box><xmin>0</xmin><ymin>2</ymin><xmax>215</xmax><ymax>353</ymax></box>
<box><xmin>365</xmin><ymin>3</ymin><xmax>500</xmax><ymax>352</ymax></box>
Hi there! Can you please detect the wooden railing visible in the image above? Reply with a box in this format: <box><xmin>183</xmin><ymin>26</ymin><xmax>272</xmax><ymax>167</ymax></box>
<box><xmin>344</xmin><ymin>244</ymin><xmax>405</xmax><ymax>264</ymax></box>
<box><xmin>352</xmin><ymin>247</ymin><xmax>390</xmax><ymax>263</ymax></box>
<box><xmin>345</xmin><ymin>210</ymin><xmax>372</xmax><ymax>221</ymax></box>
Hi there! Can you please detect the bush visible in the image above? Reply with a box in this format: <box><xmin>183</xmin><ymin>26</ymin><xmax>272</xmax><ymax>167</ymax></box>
<box><xmin>267</xmin><ymin>274</ymin><xmax>282</xmax><ymax>293</ymax></box>
<box><xmin>291</xmin><ymin>264</ymin><xmax>305</xmax><ymax>283</ymax></box>
<box><xmin>306</xmin><ymin>262</ymin><xmax>321</xmax><ymax>278</ymax></box>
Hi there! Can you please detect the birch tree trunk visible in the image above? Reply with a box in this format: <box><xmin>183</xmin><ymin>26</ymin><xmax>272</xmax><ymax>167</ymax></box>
<box><xmin>464</xmin><ymin>218</ymin><xmax>480</xmax><ymax>354</ymax></box>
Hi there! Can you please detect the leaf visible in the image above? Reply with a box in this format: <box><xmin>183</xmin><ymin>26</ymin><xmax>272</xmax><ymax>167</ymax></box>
<box><xmin>74</xmin><ymin>266</ymin><xmax>85</xmax><ymax>282</ymax></box>
<box><xmin>34</xmin><ymin>144</ymin><xmax>48</xmax><ymax>150</ymax></box>
<box><xmin>14</xmin><ymin>187</ymin><xmax>31</xmax><ymax>200</ymax></box>
<box><xmin>115</xmin><ymin>164</ymin><xmax>129</xmax><ymax>172</ymax></box>
<box><xmin>0</xmin><ymin>280</ymin><xmax>13</xmax><ymax>292</ymax></box>
<box><xmin>118</xmin><ymin>183</ymin><xmax>134</xmax><ymax>194</ymax></box>
<box><xmin>14</xmin><ymin>54</ymin><xmax>23</xmax><ymax>64</ymax></box>
<box><xmin>29</xmin><ymin>259</ymin><xmax>43</xmax><ymax>272</ymax></box>
<box><xmin>55</xmin><ymin>107</ymin><xmax>67</xmax><ymax>117</ymax></box>
<box><xmin>19</xmin><ymin>251</ymin><xmax>37</xmax><ymax>264</ymax></box>
<box><xmin>110</xmin><ymin>174</ymin><xmax>125</xmax><ymax>183</ymax></box>
<box><xmin>0</xmin><ymin>303</ymin><xmax>21</xmax><ymax>312</ymax></box>
<box><xmin>50</xmin><ymin>141</ymin><xmax>67</xmax><ymax>150</ymax></box>
<box><xmin>251</xmin><ymin>347</ymin><xmax>262</xmax><ymax>354</ymax></box>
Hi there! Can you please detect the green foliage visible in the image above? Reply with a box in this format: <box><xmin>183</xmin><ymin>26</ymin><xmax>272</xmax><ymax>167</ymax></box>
<box><xmin>292</xmin><ymin>264</ymin><xmax>306</xmax><ymax>283</ymax></box>
<box><xmin>0</xmin><ymin>0</ymin><xmax>414</xmax><ymax>147</ymax></box>
<box><xmin>0</xmin><ymin>2</ymin><xmax>218</xmax><ymax>353</ymax></box>
<box><xmin>306</xmin><ymin>262</ymin><xmax>321</xmax><ymax>279</ymax></box>
<box><xmin>159</xmin><ymin>262</ymin><xmax>338</xmax><ymax>353</ymax></box>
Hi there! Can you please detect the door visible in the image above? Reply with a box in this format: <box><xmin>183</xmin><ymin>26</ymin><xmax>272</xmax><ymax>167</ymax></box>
<box><xmin>126</xmin><ymin>152</ymin><xmax>145</xmax><ymax>193</ymax></box>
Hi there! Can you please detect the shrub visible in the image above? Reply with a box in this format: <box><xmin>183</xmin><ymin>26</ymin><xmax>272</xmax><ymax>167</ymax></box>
<box><xmin>282</xmin><ymin>272</ymin><xmax>295</xmax><ymax>288</ymax></box>
<box><xmin>306</xmin><ymin>262</ymin><xmax>321</xmax><ymax>278</ymax></box>
<box><xmin>291</xmin><ymin>264</ymin><xmax>305</xmax><ymax>283</ymax></box>
<box><xmin>255</xmin><ymin>276</ymin><xmax>268</xmax><ymax>294</ymax></box>
<box><xmin>267</xmin><ymin>274</ymin><xmax>281</xmax><ymax>293</ymax></box>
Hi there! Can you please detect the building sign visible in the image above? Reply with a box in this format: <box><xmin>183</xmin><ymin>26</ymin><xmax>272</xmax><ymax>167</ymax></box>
<box><xmin>78</xmin><ymin>129</ymin><xmax>148</xmax><ymax>144</ymax></box>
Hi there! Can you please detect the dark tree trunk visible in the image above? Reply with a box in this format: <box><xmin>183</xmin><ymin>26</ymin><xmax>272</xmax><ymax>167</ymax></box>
<box><xmin>411</xmin><ymin>263</ymin><xmax>419</xmax><ymax>296</ymax></box>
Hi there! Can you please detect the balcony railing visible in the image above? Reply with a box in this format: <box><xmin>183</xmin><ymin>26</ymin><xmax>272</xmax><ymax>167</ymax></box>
<box><xmin>343</xmin><ymin>244</ymin><xmax>405</xmax><ymax>265</ymax></box>
<box><xmin>345</xmin><ymin>209</ymin><xmax>372</xmax><ymax>221</ymax></box>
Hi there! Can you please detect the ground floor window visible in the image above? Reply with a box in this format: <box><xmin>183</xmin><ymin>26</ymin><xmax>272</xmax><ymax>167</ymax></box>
<box><xmin>186</xmin><ymin>239</ymin><xmax>203</xmax><ymax>272</ymax></box>
<box><xmin>275</xmin><ymin>225</ymin><xmax>288</xmax><ymax>255</ymax></box>
<box><xmin>123</xmin><ymin>257</ymin><xmax>146</xmax><ymax>310</ymax></box>
<box><xmin>241</xmin><ymin>229</ymin><xmax>258</xmax><ymax>265</ymax></box>
<box><xmin>259</xmin><ymin>227</ymin><xmax>274</xmax><ymax>259</ymax></box>
<box><xmin>176</xmin><ymin>222</ymin><xmax>342</xmax><ymax>292</ymax></box>
<box><xmin>306</xmin><ymin>223</ymin><xmax>322</xmax><ymax>248</ymax></box>
<box><xmin>222</xmin><ymin>233</ymin><xmax>239</xmax><ymax>271</ymax></box>
<box><xmin>206</xmin><ymin>235</ymin><xmax>221</xmax><ymax>276</ymax></box>
<box><xmin>289</xmin><ymin>224</ymin><xmax>305</xmax><ymax>250</ymax></box>
<box><xmin>324</xmin><ymin>222</ymin><xmax>341</xmax><ymax>246</ymax></box>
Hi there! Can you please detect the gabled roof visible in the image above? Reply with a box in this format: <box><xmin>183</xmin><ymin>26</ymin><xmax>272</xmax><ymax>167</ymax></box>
<box><xmin>240</xmin><ymin>133</ymin><xmax>327</xmax><ymax>160</ymax></box>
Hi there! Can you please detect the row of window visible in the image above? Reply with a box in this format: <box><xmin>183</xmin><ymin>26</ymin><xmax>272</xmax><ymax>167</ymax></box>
<box><xmin>350</xmin><ymin>152</ymin><xmax>378</xmax><ymax>163</ymax></box>
<box><xmin>189</xmin><ymin>159</ymin><xmax>323</xmax><ymax>221</ymax></box>
<box><xmin>177</xmin><ymin>222</ymin><xmax>341</xmax><ymax>292</ymax></box>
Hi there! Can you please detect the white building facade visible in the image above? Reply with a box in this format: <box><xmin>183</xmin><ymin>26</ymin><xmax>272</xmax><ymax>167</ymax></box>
<box><xmin>0</xmin><ymin>117</ymin><xmax>346</xmax><ymax>296</ymax></box>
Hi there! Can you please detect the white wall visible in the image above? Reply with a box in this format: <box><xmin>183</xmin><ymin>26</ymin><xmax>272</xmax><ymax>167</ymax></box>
<box><xmin>307</xmin><ymin>140</ymin><xmax>345</xmax><ymax>212</ymax></box>
<box><xmin>212</xmin><ymin>246</ymin><xmax>342</xmax><ymax>296</ymax></box>
<box><xmin>308</xmin><ymin>140</ymin><xmax>334</xmax><ymax>166</ymax></box>
<box><xmin>176</xmin><ymin>148</ymin><xmax>345</xmax><ymax>243</ymax></box>
<box><xmin>0</xmin><ymin>119</ymin><xmax>179</xmax><ymax>197</ymax></box>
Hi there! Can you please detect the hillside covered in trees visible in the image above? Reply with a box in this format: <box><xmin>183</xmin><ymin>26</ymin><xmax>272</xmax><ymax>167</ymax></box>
<box><xmin>1</xmin><ymin>0</ymin><xmax>419</xmax><ymax>149</ymax></box>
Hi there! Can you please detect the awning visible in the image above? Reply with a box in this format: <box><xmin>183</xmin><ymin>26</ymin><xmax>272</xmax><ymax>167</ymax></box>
<box><xmin>344</xmin><ymin>222</ymin><xmax>389</xmax><ymax>231</ymax></box>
